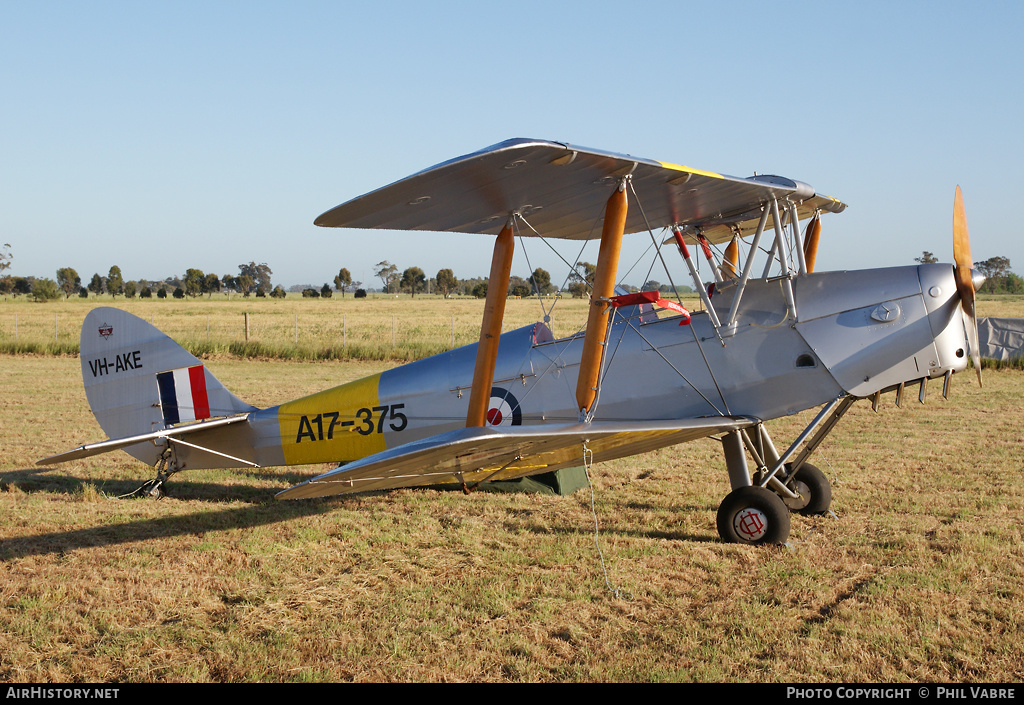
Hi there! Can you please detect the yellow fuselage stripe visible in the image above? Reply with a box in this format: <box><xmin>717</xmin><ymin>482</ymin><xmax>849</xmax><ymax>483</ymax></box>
<box><xmin>278</xmin><ymin>373</ymin><xmax>387</xmax><ymax>465</ymax></box>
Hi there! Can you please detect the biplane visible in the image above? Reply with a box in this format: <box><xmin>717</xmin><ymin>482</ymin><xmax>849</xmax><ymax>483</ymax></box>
<box><xmin>38</xmin><ymin>138</ymin><xmax>984</xmax><ymax>545</ymax></box>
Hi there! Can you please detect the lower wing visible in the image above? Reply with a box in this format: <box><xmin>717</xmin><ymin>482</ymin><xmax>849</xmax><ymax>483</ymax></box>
<box><xmin>277</xmin><ymin>417</ymin><xmax>758</xmax><ymax>499</ymax></box>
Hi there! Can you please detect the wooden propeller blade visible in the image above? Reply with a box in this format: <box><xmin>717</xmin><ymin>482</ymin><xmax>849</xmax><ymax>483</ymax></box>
<box><xmin>952</xmin><ymin>185</ymin><xmax>982</xmax><ymax>385</ymax></box>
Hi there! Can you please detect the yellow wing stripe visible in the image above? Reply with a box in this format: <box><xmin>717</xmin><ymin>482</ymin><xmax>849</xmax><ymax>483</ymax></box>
<box><xmin>656</xmin><ymin>161</ymin><xmax>724</xmax><ymax>180</ymax></box>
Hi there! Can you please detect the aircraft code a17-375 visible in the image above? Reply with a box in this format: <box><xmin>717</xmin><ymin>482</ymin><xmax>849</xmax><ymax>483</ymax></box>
<box><xmin>295</xmin><ymin>404</ymin><xmax>408</xmax><ymax>443</ymax></box>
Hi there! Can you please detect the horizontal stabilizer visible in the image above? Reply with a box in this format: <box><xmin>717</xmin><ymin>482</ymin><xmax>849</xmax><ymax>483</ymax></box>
<box><xmin>37</xmin><ymin>414</ymin><xmax>251</xmax><ymax>466</ymax></box>
<box><xmin>277</xmin><ymin>416</ymin><xmax>757</xmax><ymax>500</ymax></box>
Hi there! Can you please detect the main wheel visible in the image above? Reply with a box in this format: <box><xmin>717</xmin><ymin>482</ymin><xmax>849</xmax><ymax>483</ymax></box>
<box><xmin>781</xmin><ymin>462</ymin><xmax>831</xmax><ymax>515</ymax></box>
<box><xmin>717</xmin><ymin>486</ymin><xmax>791</xmax><ymax>545</ymax></box>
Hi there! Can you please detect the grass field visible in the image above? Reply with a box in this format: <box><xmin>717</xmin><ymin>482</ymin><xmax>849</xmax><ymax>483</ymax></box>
<box><xmin>0</xmin><ymin>294</ymin><xmax>602</xmax><ymax>361</ymax></box>
<box><xmin>1</xmin><ymin>300</ymin><xmax>1023</xmax><ymax>681</ymax></box>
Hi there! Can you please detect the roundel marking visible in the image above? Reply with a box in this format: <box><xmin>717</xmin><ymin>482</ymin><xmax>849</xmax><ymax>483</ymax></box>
<box><xmin>486</xmin><ymin>387</ymin><xmax>522</xmax><ymax>426</ymax></box>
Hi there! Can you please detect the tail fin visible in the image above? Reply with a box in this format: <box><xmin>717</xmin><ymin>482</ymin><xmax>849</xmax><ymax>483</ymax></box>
<box><xmin>80</xmin><ymin>307</ymin><xmax>256</xmax><ymax>465</ymax></box>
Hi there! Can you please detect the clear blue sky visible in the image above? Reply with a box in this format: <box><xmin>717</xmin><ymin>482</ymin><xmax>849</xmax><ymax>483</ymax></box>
<box><xmin>2</xmin><ymin>0</ymin><xmax>1021</xmax><ymax>289</ymax></box>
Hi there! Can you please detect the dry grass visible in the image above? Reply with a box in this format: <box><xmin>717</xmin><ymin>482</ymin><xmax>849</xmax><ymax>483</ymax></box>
<box><xmin>1</xmin><ymin>349</ymin><xmax>1022</xmax><ymax>682</ymax></box>
<box><xmin>0</xmin><ymin>294</ymin><xmax>601</xmax><ymax>361</ymax></box>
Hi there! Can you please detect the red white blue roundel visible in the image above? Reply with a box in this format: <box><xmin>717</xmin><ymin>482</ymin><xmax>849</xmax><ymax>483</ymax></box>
<box><xmin>486</xmin><ymin>387</ymin><xmax>522</xmax><ymax>426</ymax></box>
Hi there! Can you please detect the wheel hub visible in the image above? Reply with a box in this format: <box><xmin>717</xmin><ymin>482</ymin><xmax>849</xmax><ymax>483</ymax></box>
<box><xmin>733</xmin><ymin>507</ymin><xmax>769</xmax><ymax>541</ymax></box>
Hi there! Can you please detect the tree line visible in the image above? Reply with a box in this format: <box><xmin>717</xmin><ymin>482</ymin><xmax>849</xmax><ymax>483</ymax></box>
<box><xmin>1</xmin><ymin>242</ymin><xmax>692</xmax><ymax>304</ymax></box>
<box><xmin>0</xmin><ymin>255</ymin><xmax>284</xmax><ymax>302</ymax></box>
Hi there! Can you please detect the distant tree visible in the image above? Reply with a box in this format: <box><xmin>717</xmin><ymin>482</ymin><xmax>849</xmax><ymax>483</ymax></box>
<box><xmin>107</xmin><ymin>265</ymin><xmax>124</xmax><ymax>298</ymax></box>
<box><xmin>471</xmin><ymin>281</ymin><xmax>488</xmax><ymax>299</ymax></box>
<box><xmin>157</xmin><ymin>288</ymin><xmax>167</xmax><ymax>299</ymax></box>
<box><xmin>124</xmin><ymin>280</ymin><xmax>137</xmax><ymax>298</ymax></box>
<box><xmin>507</xmin><ymin>275</ymin><xmax>529</xmax><ymax>298</ymax></box>
<box><xmin>321</xmin><ymin>283</ymin><xmax>333</xmax><ymax>298</ymax></box>
<box><xmin>915</xmin><ymin>251</ymin><xmax>939</xmax><ymax>264</ymax></box>
<box><xmin>236</xmin><ymin>274</ymin><xmax>255</xmax><ymax>297</ymax></box>
<box><xmin>88</xmin><ymin>273</ymin><xmax>105</xmax><ymax>297</ymax></box>
<box><xmin>0</xmin><ymin>277</ymin><xmax>12</xmax><ymax>296</ymax></box>
<box><xmin>78</xmin><ymin>287</ymin><xmax>89</xmax><ymax>298</ymax></box>
<box><xmin>32</xmin><ymin>278</ymin><xmax>61</xmax><ymax>302</ymax></box>
<box><xmin>56</xmin><ymin>267</ymin><xmax>81</xmax><ymax>299</ymax></box>
<box><xmin>401</xmin><ymin>266</ymin><xmax>426</xmax><ymax>297</ymax></box>
<box><xmin>435</xmin><ymin>268</ymin><xmax>458</xmax><ymax>298</ymax></box>
<box><xmin>13</xmin><ymin>277</ymin><xmax>32</xmax><ymax>297</ymax></box>
<box><xmin>183</xmin><ymin>268</ymin><xmax>205</xmax><ymax>298</ymax></box>
<box><xmin>256</xmin><ymin>287</ymin><xmax>267</xmax><ymax>298</ymax></box>
<box><xmin>140</xmin><ymin>285</ymin><xmax>153</xmax><ymax>298</ymax></box>
<box><xmin>354</xmin><ymin>288</ymin><xmax>367</xmax><ymax>298</ymax></box>
<box><xmin>375</xmin><ymin>261</ymin><xmax>399</xmax><ymax>293</ymax></box>
<box><xmin>642</xmin><ymin>280</ymin><xmax>662</xmax><ymax>292</ymax></box>
<box><xmin>204</xmin><ymin>273</ymin><xmax>221</xmax><ymax>298</ymax></box>
<box><xmin>0</xmin><ymin>243</ymin><xmax>11</xmax><ymax>275</ymax></box>
<box><xmin>567</xmin><ymin>281</ymin><xmax>588</xmax><ymax>298</ymax></box>
<box><xmin>977</xmin><ymin>256</ymin><xmax>1015</xmax><ymax>293</ymax></box>
<box><xmin>238</xmin><ymin>262</ymin><xmax>273</xmax><ymax>292</ymax></box>
<box><xmin>509</xmin><ymin>281</ymin><xmax>531</xmax><ymax>298</ymax></box>
<box><xmin>270</xmin><ymin>285</ymin><xmax>287</xmax><ymax>299</ymax></box>
<box><xmin>302</xmin><ymin>288</ymin><xmax>320</xmax><ymax>298</ymax></box>
<box><xmin>334</xmin><ymin>268</ymin><xmax>353</xmax><ymax>297</ymax></box>
<box><xmin>221</xmin><ymin>273</ymin><xmax>237</xmax><ymax>296</ymax></box>
<box><xmin>528</xmin><ymin>268</ymin><xmax>554</xmax><ymax>295</ymax></box>
<box><xmin>173</xmin><ymin>287</ymin><xmax>185</xmax><ymax>299</ymax></box>
<box><xmin>576</xmin><ymin>261</ymin><xmax>597</xmax><ymax>286</ymax></box>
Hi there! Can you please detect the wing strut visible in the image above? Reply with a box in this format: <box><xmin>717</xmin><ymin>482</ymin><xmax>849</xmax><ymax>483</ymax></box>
<box><xmin>466</xmin><ymin>217</ymin><xmax>516</xmax><ymax>427</ymax></box>
<box><xmin>575</xmin><ymin>181</ymin><xmax>629</xmax><ymax>418</ymax></box>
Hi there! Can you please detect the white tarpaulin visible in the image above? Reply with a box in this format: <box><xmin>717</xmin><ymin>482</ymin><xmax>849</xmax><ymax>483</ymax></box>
<box><xmin>979</xmin><ymin>317</ymin><xmax>1024</xmax><ymax>361</ymax></box>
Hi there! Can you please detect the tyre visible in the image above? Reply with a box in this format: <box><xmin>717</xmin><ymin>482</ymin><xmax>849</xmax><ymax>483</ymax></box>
<box><xmin>781</xmin><ymin>462</ymin><xmax>831</xmax><ymax>515</ymax></box>
<box><xmin>716</xmin><ymin>485</ymin><xmax>791</xmax><ymax>545</ymax></box>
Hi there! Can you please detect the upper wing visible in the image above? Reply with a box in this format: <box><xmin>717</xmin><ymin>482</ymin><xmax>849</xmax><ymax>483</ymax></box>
<box><xmin>277</xmin><ymin>416</ymin><xmax>757</xmax><ymax>500</ymax></box>
<box><xmin>315</xmin><ymin>138</ymin><xmax>845</xmax><ymax>244</ymax></box>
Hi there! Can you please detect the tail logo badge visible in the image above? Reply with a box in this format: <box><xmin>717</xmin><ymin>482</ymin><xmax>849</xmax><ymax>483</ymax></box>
<box><xmin>98</xmin><ymin>323</ymin><xmax>113</xmax><ymax>339</ymax></box>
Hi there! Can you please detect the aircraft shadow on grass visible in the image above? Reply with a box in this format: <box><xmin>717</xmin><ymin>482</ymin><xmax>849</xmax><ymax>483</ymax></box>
<box><xmin>0</xmin><ymin>466</ymin><xmax>719</xmax><ymax>560</ymax></box>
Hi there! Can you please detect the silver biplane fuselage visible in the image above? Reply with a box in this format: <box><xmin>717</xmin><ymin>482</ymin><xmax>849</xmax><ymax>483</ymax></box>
<box><xmin>252</xmin><ymin>263</ymin><xmax>968</xmax><ymax>445</ymax></box>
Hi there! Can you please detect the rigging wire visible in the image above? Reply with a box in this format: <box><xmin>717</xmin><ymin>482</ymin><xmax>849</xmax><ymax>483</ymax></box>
<box><xmin>582</xmin><ymin>442</ymin><xmax>631</xmax><ymax>600</ymax></box>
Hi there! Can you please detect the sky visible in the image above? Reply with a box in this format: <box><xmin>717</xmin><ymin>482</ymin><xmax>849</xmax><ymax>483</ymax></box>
<box><xmin>2</xmin><ymin>0</ymin><xmax>1022</xmax><ymax>289</ymax></box>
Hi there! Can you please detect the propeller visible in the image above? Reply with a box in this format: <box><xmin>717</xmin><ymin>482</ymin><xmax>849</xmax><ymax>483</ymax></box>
<box><xmin>952</xmin><ymin>185</ymin><xmax>982</xmax><ymax>386</ymax></box>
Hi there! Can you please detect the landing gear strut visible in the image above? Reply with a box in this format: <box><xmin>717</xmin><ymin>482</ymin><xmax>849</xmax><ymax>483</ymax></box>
<box><xmin>129</xmin><ymin>450</ymin><xmax>180</xmax><ymax>499</ymax></box>
<box><xmin>715</xmin><ymin>398</ymin><xmax>851</xmax><ymax>544</ymax></box>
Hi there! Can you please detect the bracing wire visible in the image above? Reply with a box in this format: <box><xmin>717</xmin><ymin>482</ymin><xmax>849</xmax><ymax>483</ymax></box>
<box><xmin>582</xmin><ymin>443</ymin><xmax>631</xmax><ymax>600</ymax></box>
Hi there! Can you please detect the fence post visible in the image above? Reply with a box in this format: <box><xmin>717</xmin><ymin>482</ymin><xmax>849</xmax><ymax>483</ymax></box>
<box><xmin>245</xmin><ymin>312</ymin><xmax>250</xmax><ymax>341</ymax></box>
